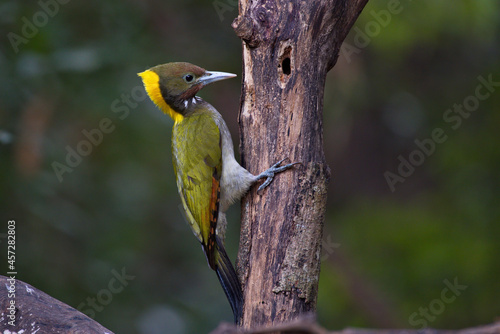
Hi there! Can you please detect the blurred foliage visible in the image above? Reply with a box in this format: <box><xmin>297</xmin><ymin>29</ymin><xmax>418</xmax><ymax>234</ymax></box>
<box><xmin>0</xmin><ymin>0</ymin><xmax>499</xmax><ymax>333</ymax></box>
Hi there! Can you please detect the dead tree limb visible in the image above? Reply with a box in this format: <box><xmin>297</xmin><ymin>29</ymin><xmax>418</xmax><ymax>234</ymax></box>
<box><xmin>210</xmin><ymin>317</ymin><xmax>500</xmax><ymax>334</ymax></box>
<box><xmin>233</xmin><ymin>0</ymin><xmax>369</xmax><ymax>328</ymax></box>
<box><xmin>0</xmin><ymin>275</ymin><xmax>114</xmax><ymax>333</ymax></box>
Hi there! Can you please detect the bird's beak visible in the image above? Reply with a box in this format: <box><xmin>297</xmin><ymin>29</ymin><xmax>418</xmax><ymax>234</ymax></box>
<box><xmin>199</xmin><ymin>71</ymin><xmax>237</xmax><ymax>86</ymax></box>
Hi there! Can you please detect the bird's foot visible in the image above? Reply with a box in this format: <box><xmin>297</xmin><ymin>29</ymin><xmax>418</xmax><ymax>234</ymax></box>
<box><xmin>255</xmin><ymin>158</ymin><xmax>301</xmax><ymax>193</ymax></box>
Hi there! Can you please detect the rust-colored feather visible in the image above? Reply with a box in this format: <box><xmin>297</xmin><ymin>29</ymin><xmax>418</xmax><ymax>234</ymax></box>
<box><xmin>204</xmin><ymin>172</ymin><xmax>220</xmax><ymax>270</ymax></box>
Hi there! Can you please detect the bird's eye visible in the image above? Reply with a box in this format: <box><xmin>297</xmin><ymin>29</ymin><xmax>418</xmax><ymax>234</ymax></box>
<box><xmin>184</xmin><ymin>74</ymin><xmax>194</xmax><ymax>83</ymax></box>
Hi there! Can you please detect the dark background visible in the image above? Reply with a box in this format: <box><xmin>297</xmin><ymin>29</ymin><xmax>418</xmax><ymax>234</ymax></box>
<box><xmin>1</xmin><ymin>0</ymin><xmax>499</xmax><ymax>333</ymax></box>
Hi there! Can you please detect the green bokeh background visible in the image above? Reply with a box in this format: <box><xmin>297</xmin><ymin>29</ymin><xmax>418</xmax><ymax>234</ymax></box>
<box><xmin>1</xmin><ymin>0</ymin><xmax>499</xmax><ymax>333</ymax></box>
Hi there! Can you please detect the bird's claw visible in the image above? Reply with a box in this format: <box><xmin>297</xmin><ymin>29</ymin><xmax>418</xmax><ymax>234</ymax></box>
<box><xmin>256</xmin><ymin>158</ymin><xmax>301</xmax><ymax>194</ymax></box>
<box><xmin>257</xmin><ymin>178</ymin><xmax>273</xmax><ymax>193</ymax></box>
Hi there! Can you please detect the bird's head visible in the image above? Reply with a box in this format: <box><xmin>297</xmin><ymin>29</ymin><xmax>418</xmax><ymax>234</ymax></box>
<box><xmin>138</xmin><ymin>62</ymin><xmax>236</xmax><ymax>122</ymax></box>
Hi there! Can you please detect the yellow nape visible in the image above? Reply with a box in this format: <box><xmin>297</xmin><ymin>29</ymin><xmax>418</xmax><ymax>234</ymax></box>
<box><xmin>137</xmin><ymin>70</ymin><xmax>184</xmax><ymax>123</ymax></box>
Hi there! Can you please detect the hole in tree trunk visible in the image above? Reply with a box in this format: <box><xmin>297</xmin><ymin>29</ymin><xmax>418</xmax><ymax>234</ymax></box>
<box><xmin>282</xmin><ymin>57</ymin><xmax>291</xmax><ymax>75</ymax></box>
<box><xmin>278</xmin><ymin>45</ymin><xmax>293</xmax><ymax>87</ymax></box>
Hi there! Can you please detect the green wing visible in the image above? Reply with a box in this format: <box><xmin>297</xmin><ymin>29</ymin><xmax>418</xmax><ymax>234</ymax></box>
<box><xmin>172</xmin><ymin>112</ymin><xmax>222</xmax><ymax>268</ymax></box>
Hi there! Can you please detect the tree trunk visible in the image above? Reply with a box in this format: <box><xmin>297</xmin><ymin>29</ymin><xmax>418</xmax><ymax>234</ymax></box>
<box><xmin>232</xmin><ymin>0</ymin><xmax>369</xmax><ymax>328</ymax></box>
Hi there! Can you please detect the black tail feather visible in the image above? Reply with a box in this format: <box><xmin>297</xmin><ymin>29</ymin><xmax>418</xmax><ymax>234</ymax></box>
<box><xmin>215</xmin><ymin>236</ymin><xmax>243</xmax><ymax>323</ymax></box>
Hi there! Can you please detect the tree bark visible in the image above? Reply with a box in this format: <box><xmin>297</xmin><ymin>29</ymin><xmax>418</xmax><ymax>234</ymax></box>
<box><xmin>232</xmin><ymin>0</ymin><xmax>369</xmax><ymax>328</ymax></box>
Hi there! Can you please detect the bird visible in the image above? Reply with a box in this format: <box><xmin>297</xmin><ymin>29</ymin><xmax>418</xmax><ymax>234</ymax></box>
<box><xmin>138</xmin><ymin>62</ymin><xmax>297</xmax><ymax>322</ymax></box>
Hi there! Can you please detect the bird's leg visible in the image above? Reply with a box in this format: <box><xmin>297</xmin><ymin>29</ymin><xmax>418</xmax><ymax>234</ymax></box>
<box><xmin>254</xmin><ymin>158</ymin><xmax>300</xmax><ymax>193</ymax></box>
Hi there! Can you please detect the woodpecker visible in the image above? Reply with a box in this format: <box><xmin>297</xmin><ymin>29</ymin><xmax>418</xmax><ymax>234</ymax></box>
<box><xmin>138</xmin><ymin>62</ymin><xmax>296</xmax><ymax>322</ymax></box>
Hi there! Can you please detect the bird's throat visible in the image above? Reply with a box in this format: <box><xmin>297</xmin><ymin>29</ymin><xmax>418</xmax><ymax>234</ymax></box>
<box><xmin>138</xmin><ymin>70</ymin><xmax>184</xmax><ymax>123</ymax></box>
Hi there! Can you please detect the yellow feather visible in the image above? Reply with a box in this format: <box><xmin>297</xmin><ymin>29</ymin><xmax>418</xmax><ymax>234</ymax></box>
<box><xmin>138</xmin><ymin>70</ymin><xmax>184</xmax><ymax>123</ymax></box>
